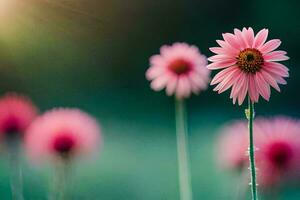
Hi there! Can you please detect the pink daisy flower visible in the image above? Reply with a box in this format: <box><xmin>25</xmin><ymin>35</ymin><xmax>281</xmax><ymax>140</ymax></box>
<box><xmin>146</xmin><ymin>42</ymin><xmax>210</xmax><ymax>99</ymax></box>
<box><xmin>0</xmin><ymin>93</ymin><xmax>38</xmax><ymax>139</ymax></box>
<box><xmin>254</xmin><ymin>117</ymin><xmax>300</xmax><ymax>187</ymax></box>
<box><xmin>216</xmin><ymin>121</ymin><xmax>248</xmax><ymax>171</ymax></box>
<box><xmin>25</xmin><ymin>108</ymin><xmax>101</xmax><ymax>163</ymax></box>
<box><xmin>208</xmin><ymin>27</ymin><xmax>289</xmax><ymax>105</ymax></box>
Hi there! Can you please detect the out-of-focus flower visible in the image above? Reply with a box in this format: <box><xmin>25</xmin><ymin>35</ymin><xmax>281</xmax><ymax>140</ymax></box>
<box><xmin>208</xmin><ymin>27</ymin><xmax>289</xmax><ymax>105</ymax></box>
<box><xmin>254</xmin><ymin>117</ymin><xmax>300</xmax><ymax>187</ymax></box>
<box><xmin>146</xmin><ymin>42</ymin><xmax>210</xmax><ymax>99</ymax></box>
<box><xmin>216</xmin><ymin>121</ymin><xmax>248</xmax><ymax>171</ymax></box>
<box><xmin>25</xmin><ymin>108</ymin><xmax>101</xmax><ymax>163</ymax></box>
<box><xmin>217</xmin><ymin>117</ymin><xmax>300</xmax><ymax>188</ymax></box>
<box><xmin>0</xmin><ymin>93</ymin><xmax>38</xmax><ymax>139</ymax></box>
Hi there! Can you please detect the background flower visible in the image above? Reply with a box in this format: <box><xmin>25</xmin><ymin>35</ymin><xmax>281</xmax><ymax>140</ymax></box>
<box><xmin>0</xmin><ymin>93</ymin><xmax>38</xmax><ymax>139</ymax></box>
<box><xmin>254</xmin><ymin>117</ymin><xmax>300</xmax><ymax>187</ymax></box>
<box><xmin>146</xmin><ymin>43</ymin><xmax>210</xmax><ymax>99</ymax></box>
<box><xmin>216</xmin><ymin>121</ymin><xmax>248</xmax><ymax>171</ymax></box>
<box><xmin>25</xmin><ymin>108</ymin><xmax>101</xmax><ymax>163</ymax></box>
<box><xmin>217</xmin><ymin>117</ymin><xmax>300</xmax><ymax>188</ymax></box>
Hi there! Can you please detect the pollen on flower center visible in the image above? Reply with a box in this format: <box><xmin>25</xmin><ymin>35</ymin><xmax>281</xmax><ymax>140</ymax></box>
<box><xmin>168</xmin><ymin>59</ymin><xmax>192</xmax><ymax>75</ymax></box>
<box><xmin>53</xmin><ymin>134</ymin><xmax>75</xmax><ymax>156</ymax></box>
<box><xmin>237</xmin><ymin>48</ymin><xmax>264</xmax><ymax>74</ymax></box>
<box><xmin>267</xmin><ymin>142</ymin><xmax>293</xmax><ymax>169</ymax></box>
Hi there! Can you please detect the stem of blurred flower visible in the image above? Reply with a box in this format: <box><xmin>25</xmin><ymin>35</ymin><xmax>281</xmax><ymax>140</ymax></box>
<box><xmin>246</xmin><ymin>97</ymin><xmax>258</xmax><ymax>200</ymax></box>
<box><xmin>175</xmin><ymin>98</ymin><xmax>193</xmax><ymax>200</ymax></box>
<box><xmin>50</xmin><ymin>162</ymin><xmax>71</xmax><ymax>200</ymax></box>
<box><xmin>8</xmin><ymin>138</ymin><xmax>24</xmax><ymax>200</ymax></box>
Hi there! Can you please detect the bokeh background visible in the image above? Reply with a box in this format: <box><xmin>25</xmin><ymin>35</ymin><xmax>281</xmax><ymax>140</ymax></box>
<box><xmin>0</xmin><ymin>0</ymin><xmax>300</xmax><ymax>199</ymax></box>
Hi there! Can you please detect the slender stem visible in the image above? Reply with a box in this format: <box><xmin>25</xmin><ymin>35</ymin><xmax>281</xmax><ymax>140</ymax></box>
<box><xmin>175</xmin><ymin>98</ymin><xmax>193</xmax><ymax>200</ymax></box>
<box><xmin>247</xmin><ymin>97</ymin><xmax>258</xmax><ymax>200</ymax></box>
<box><xmin>7</xmin><ymin>138</ymin><xmax>24</xmax><ymax>200</ymax></box>
<box><xmin>49</xmin><ymin>162</ymin><xmax>71</xmax><ymax>200</ymax></box>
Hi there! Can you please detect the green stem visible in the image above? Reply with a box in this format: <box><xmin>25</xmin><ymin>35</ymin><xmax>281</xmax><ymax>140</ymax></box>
<box><xmin>247</xmin><ymin>97</ymin><xmax>258</xmax><ymax>200</ymax></box>
<box><xmin>7</xmin><ymin>138</ymin><xmax>24</xmax><ymax>200</ymax></box>
<box><xmin>50</xmin><ymin>162</ymin><xmax>71</xmax><ymax>200</ymax></box>
<box><xmin>175</xmin><ymin>99</ymin><xmax>193</xmax><ymax>200</ymax></box>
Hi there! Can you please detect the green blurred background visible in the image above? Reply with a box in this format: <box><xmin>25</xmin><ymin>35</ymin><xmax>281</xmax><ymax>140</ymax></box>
<box><xmin>0</xmin><ymin>0</ymin><xmax>299</xmax><ymax>199</ymax></box>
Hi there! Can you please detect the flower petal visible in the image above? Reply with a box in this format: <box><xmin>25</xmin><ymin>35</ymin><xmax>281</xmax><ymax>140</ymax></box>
<box><xmin>237</xmin><ymin>75</ymin><xmax>249</xmax><ymax>105</ymax></box>
<box><xmin>248</xmin><ymin>76</ymin><xmax>259</xmax><ymax>102</ymax></box>
<box><xmin>264</xmin><ymin>51</ymin><xmax>289</xmax><ymax>61</ymax></box>
<box><xmin>242</xmin><ymin>27</ymin><xmax>255</xmax><ymax>48</ymax></box>
<box><xmin>208</xmin><ymin>54</ymin><xmax>235</xmax><ymax>62</ymax></box>
<box><xmin>176</xmin><ymin>76</ymin><xmax>191</xmax><ymax>99</ymax></box>
<box><xmin>146</xmin><ymin>66</ymin><xmax>165</xmax><ymax>80</ymax></box>
<box><xmin>210</xmin><ymin>66</ymin><xmax>239</xmax><ymax>85</ymax></box>
<box><xmin>260</xmin><ymin>70</ymin><xmax>281</xmax><ymax>92</ymax></box>
<box><xmin>207</xmin><ymin>59</ymin><xmax>236</xmax><ymax>70</ymax></box>
<box><xmin>216</xmin><ymin>40</ymin><xmax>239</xmax><ymax>54</ymax></box>
<box><xmin>150</xmin><ymin>75</ymin><xmax>169</xmax><ymax>91</ymax></box>
<box><xmin>214</xmin><ymin>70</ymin><xmax>241</xmax><ymax>94</ymax></box>
<box><xmin>263</xmin><ymin>62</ymin><xmax>289</xmax><ymax>77</ymax></box>
<box><xmin>253</xmin><ymin>29</ymin><xmax>268</xmax><ymax>48</ymax></box>
<box><xmin>254</xmin><ymin>73</ymin><xmax>271</xmax><ymax>101</ymax></box>
<box><xmin>222</xmin><ymin>33</ymin><xmax>243</xmax><ymax>50</ymax></box>
<box><xmin>259</xmin><ymin>39</ymin><xmax>281</xmax><ymax>54</ymax></box>
<box><xmin>234</xmin><ymin>28</ymin><xmax>247</xmax><ymax>49</ymax></box>
<box><xmin>166</xmin><ymin>76</ymin><xmax>178</xmax><ymax>96</ymax></box>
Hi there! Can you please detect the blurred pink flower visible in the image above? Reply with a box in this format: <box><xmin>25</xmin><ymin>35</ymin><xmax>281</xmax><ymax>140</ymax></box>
<box><xmin>254</xmin><ymin>117</ymin><xmax>300</xmax><ymax>187</ymax></box>
<box><xmin>25</xmin><ymin>108</ymin><xmax>101</xmax><ymax>163</ymax></box>
<box><xmin>217</xmin><ymin>117</ymin><xmax>300</xmax><ymax>188</ymax></box>
<box><xmin>146</xmin><ymin>43</ymin><xmax>210</xmax><ymax>99</ymax></box>
<box><xmin>0</xmin><ymin>93</ymin><xmax>38</xmax><ymax>138</ymax></box>
<box><xmin>208</xmin><ymin>27</ymin><xmax>289</xmax><ymax>105</ymax></box>
<box><xmin>216</xmin><ymin>121</ymin><xmax>248</xmax><ymax>171</ymax></box>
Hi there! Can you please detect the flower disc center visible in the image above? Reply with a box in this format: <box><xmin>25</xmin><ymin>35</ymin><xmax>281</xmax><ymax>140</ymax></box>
<box><xmin>237</xmin><ymin>48</ymin><xmax>264</xmax><ymax>74</ymax></box>
<box><xmin>267</xmin><ymin>142</ymin><xmax>293</xmax><ymax>169</ymax></box>
<box><xmin>3</xmin><ymin>116</ymin><xmax>20</xmax><ymax>134</ymax></box>
<box><xmin>168</xmin><ymin>59</ymin><xmax>192</xmax><ymax>75</ymax></box>
<box><xmin>53</xmin><ymin>134</ymin><xmax>75</xmax><ymax>156</ymax></box>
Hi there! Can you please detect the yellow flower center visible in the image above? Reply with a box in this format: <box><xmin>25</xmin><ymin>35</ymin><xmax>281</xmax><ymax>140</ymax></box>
<box><xmin>237</xmin><ymin>48</ymin><xmax>264</xmax><ymax>74</ymax></box>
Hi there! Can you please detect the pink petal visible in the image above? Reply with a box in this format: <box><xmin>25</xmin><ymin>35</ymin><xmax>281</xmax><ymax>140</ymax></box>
<box><xmin>208</xmin><ymin>54</ymin><xmax>235</xmax><ymax>62</ymax></box>
<box><xmin>254</xmin><ymin>73</ymin><xmax>271</xmax><ymax>101</ymax></box>
<box><xmin>259</xmin><ymin>39</ymin><xmax>281</xmax><ymax>54</ymax></box>
<box><xmin>146</xmin><ymin>66</ymin><xmax>165</xmax><ymax>80</ymax></box>
<box><xmin>149</xmin><ymin>55</ymin><xmax>165</xmax><ymax>66</ymax></box>
<box><xmin>210</xmin><ymin>66</ymin><xmax>239</xmax><ymax>85</ymax></box>
<box><xmin>175</xmin><ymin>77</ymin><xmax>191</xmax><ymax>99</ymax></box>
<box><xmin>222</xmin><ymin>33</ymin><xmax>242</xmax><ymax>50</ymax></box>
<box><xmin>265</xmin><ymin>72</ymin><xmax>287</xmax><ymax>85</ymax></box>
<box><xmin>150</xmin><ymin>75</ymin><xmax>169</xmax><ymax>91</ymax></box>
<box><xmin>216</xmin><ymin>40</ymin><xmax>239</xmax><ymax>54</ymax></box>
<box><xmin>189</xmin><ymin>73</ymin><xmax>208</xmax><ymax>89</ymax></box>
<box><xmin>207</xmin><ymin>59</ymin><xmax>236</xmax><ymax>70</ymax></box>
<box><xmin>214</xmin><ymin>70</ymin><xmax>241</xmax><ymax>94</ymax></box>
<box><xmin>242</xmin><ymin>27</ymin><xmax>255</xmax><ymax>48</ymax></box>
<box><xmin>166</xmin><ymin>76</ymin><xmax>178</xmax><ymax>96</ymax></box>
<box><xmin>238</xmin><ymin>75</ymin><xmax>249</xmax><ymax>105</ymax></box>
<box><xmin>263</xmin><ymin>62</ymin><xmax>289</xmax><ymax>77</ymax></box>
<box><xmin>248</xmin><ymin>76</ymin><xmax>259</xmax><ymax>102</ymax></box>
<box><xmin>230</xmin><ymin>73</ymin><xmax>246</xmax><ymax>103</ymax></box>
<box><xmin>260</xmin><ymin>70</ymin><xmax>280</xmax><ymax>92</ymax></box>
<box><xmin>264</xmin><ymin>51</ymin><xmax>289</xmax><ymax>61</ymax></box>
<box><xmin>209</xmin><ymin>47</ymin><xmax>226</xmax><ymax>55</ymax></box>
<box><xmin>234</xmin><ymin>28</ymin><xmax>247</xmax><ymax>49</ymax></box>
<box><xmin>253</xmin><ymin>29</ymin><xmax>269</xmax><ymax>48</ymax></box>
